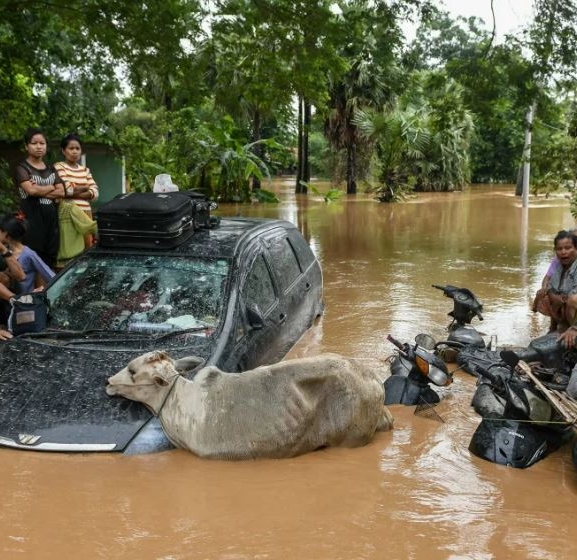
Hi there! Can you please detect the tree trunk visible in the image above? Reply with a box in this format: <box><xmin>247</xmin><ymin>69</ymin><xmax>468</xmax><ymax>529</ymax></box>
<box><xmin>252</xmin><ymin>109</ymin><xmax>262</xmax><ymax>191</ymax></box>
<box><xmin>295</xmin><ymin>96</ymin><xmax>309</xmax><ymax>194</ymax></box>
<box><xmin>346</xmin><ymin>140</ymin><xmax>357</xmax><ymax>194</ymax></box>
<box><xmin>303</xmin><ymin>99</ymin><xmax>311</xmax><ymax>186</ymax></box>
<box><xmin>296</xmin><ymin>96</ymin><xmax>305</xmax><ymax>193</ymax></box>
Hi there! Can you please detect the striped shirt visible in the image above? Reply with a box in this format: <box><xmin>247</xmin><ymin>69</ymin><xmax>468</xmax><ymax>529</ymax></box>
<box><xmin>16</xmin><ymin>162</ymin><xmax>62</xmax><ymax>205</ymax></box>
<box><xmin>54</xmin><ymin>161</ymin><xmax>99</xmax><ymax>214</ymax></box>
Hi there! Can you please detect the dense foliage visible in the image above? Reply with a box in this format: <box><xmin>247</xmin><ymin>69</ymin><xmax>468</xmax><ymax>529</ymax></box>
<box><xmin>2</xmin><ymin>0</ymin><xmax>577</xmax><ymax>208</ymax></box>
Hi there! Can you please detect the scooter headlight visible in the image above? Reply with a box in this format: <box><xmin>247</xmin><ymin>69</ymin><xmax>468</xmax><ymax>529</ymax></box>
<box><xmin>428</xmin><ymin>364</ymin><xmax>452</xmax><ymax>386</ymax></box>
<box><xmin>415</xmin><ymin>354</ymin><xmax>430</xmax><ymax>375</ymax></box>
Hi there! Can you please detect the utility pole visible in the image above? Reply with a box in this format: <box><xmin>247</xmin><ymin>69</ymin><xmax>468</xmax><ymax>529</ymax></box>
<box><xmin>521</xmin><ymin>102</ymin><xmax>536</xmax><ymax>208</ymax></box>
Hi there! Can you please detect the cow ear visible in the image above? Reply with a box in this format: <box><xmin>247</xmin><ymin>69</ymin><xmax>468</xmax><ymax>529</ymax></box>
<box><xmin>153</xmin><ymin>375</ymin><xmax>169</xmax><ymax>387</ymax></box>
<box><xmin>174</xmin><ymin>355</ymin><xmax>204</xmax><ymax>373</ymax></box>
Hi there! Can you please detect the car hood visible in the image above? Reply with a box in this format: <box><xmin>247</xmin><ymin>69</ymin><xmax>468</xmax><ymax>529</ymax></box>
<box><xmin>0</xmin><ymin>337</ymin><xmax>211</xmax><ymax>452</ymax></box>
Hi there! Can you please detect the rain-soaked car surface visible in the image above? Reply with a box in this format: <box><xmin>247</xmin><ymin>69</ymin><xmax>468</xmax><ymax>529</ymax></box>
<box><xmin>0</xmin><ymin>217</ymin><xmax>324</xmax><ymax>454</ymax></box>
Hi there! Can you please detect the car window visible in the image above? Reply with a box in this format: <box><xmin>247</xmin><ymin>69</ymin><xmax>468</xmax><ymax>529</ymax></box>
<box><xmin>244</xmin><ymin>254</ymin><xmax>276</xmax><ymax>314</ymax></box>
<box><xmin>46</xmin><ymin>254</ymin><xmax>229</xmax><ymax>333</ymax></box>
<box><xmin>268</xmin><ymin>236</ymin><xmax>302</xmax><ymax>291</ymax></box>
<box><xmin>288</xmin><ymin>230</ymin><xmax>315</xmax><ymax>270</ymax></box>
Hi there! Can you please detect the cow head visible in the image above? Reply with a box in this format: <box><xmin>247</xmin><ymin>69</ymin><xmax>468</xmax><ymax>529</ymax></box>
<box><xmin>106</xmin><ymin>351</ymin><xmax>181</xmax><ymax>415</ymax></box>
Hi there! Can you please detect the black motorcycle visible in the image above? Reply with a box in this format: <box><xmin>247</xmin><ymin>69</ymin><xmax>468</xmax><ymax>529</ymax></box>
<box><xmin>385</xmin><ymin>334</ymin><xmax>453</xmax><ymax>405</ymax></box>
<box><xmin>432</xmin><ymin>284</ymin><xmax>486</xmax><ymax>352</ymax></box>
<box><xmin>468</xmin><ymin>350</ymin><xmax>573</xmax><ymax>468</ymax></box>
<box><xmin>428</xmin><ymin>284</ymin><xmax>577</xmax><ymax>468</ymax></box>
<box><xmin>430</xmin><ymin>284</ymin><xmax>577</xmax><ymax>385</ymax></box>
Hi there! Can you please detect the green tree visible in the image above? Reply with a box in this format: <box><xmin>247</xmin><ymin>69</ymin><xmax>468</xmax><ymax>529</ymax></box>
<box><xmin>264</xmin><ymin>0</ymin><xmax>346</xmax><ymax>194</ymax></box>
<box><xmin>88</xmin><ymin>0</ymin><xmax>205</xmax><ymax>111</ymax></box>
<box><xmin>206</xmin><ymin>0</ymin><xmax>294</xmax><ymax>190</ymax></box>
<box><xmin>0</xmin><ymin>1</ymin><xmax>119</xmax><ymax>139</ymax></box>
<box><xmin>324</xmin><ymin>0</ymin><xmax>427</xmax><ymax>194</ymax></box>
<box><xmin>520</xmin><ymin>0</ymin><xmax>577</xmax><ymax>200</ymax></box>
<box><xmin>109</xmin><ymin>100</ymin><xmax>276</xmax><ymax>201</ymax></box>
<box><xmin>355</xmin><ymin>70</ymin><xmax>473</xmax><ymax>199</ymax></box>
<box><xmin>355</xmin><ymin>103</ymin><xmax>431</xmax><ymax>201</ymax></box>
<box><xmin>408</xmin><ymin>10</ymin><xmax>533</xmax><ymax>182</ymax></box>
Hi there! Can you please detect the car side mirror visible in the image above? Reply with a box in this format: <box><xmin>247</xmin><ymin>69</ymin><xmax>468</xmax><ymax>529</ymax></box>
<box><xmin>246</xmin><ymin>304</ymin><xmax>264</xmax><ymax>330</ymax></box>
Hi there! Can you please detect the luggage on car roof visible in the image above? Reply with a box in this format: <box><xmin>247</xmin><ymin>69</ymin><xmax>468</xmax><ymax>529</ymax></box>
<box><xmin>96</xmin><ymin>192</ymin><xmax>195</xmax><ymax>249</ymax></box>
<box><xmin>179</xmin><ymin>190</ymin><xmax>217</xmax><ymax>230</ymax></box>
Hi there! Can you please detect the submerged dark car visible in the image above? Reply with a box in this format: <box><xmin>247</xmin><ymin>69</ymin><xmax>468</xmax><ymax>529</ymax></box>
<box><xmin>0</xmin><ymin>217</ymin><xmax>324</xmax><ymax>454</ymax></box>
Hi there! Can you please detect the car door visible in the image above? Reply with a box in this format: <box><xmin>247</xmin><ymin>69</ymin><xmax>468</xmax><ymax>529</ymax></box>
<box><xmin>229</xmin><ymin>242</ymin><xmax>285</xmax><ymax>371</ymax></box>
<box><xmin>265</xmin><ymin>229</ymin><xmax>322</xmax><ymax>350</ymax></box>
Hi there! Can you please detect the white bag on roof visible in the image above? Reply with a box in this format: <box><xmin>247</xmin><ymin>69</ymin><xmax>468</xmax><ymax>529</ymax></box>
<box><xmin>153</xmin><ymin>174</ymin><xmax>179</xmax><ymax>192</ymax></box>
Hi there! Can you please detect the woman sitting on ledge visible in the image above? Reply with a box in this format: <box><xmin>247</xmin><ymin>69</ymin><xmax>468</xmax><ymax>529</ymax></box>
<box><xmin>534</xmin><ymin>229</ymin><xmax>577</xmax><ymax>348</ymax></box>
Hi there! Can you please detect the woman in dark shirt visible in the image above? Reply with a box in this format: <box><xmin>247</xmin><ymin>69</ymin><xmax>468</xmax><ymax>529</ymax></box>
<box><xmin>14</xmin><ymin>128</ymin><xmax>65</xmax><ymax>268</ymax></box>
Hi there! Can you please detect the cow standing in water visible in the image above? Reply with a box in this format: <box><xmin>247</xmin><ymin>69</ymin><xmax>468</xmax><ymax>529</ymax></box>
<box><xmin>106</xmin><ymin>351</ymin><xmax>394</xmax><ymax>460</ymax></box>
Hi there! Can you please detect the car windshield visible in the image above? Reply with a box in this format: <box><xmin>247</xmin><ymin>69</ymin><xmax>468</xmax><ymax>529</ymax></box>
<box><xmin>46</xmin><ymin>254</ymin><xmax>230</xmax><ymax>334</ymax></box>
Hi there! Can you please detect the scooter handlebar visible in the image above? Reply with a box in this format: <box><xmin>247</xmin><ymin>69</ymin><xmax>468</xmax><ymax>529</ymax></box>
<box><xmin>474</xmin><ymin>364</ymin><xmax>500</xmax><ymax>385</ymax></box>
<box><xmin>387</xmin><ymin>334</ymin><xmax>405</xmax><ymax>351</ymax></box>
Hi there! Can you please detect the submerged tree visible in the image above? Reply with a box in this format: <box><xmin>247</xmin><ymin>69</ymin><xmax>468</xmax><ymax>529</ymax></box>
<box><xmin>323</xmin><ymin>0</ymin><xmax>433</xmax><ymax>194</ymax></box>
<box><xmin>355</xmin><ymin>70</ymin><xmax>473</xmax><ymax>201</ymax></box>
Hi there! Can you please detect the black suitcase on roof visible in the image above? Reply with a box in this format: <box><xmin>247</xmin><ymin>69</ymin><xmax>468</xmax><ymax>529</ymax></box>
<box><xmin>179</xmin><ymin>190</ymin><xmax>214</xmax><ymax>229</ymax></box>
<box><xmin>96</xmin><ymin>192</ymin><xmax>194</xmax><ymax>249</ymax></box>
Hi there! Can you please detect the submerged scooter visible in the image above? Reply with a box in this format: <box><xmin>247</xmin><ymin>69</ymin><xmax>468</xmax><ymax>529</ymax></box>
<box><xmin>468</xmin><ymin>350</ymin><xmax>572</xmax><ymax>468</ymax></box>
<box><xmin>385</xmin><ymin>334</ymin><xmax>453</xmax><ymax>405</ymax></box>
<box><xmin>432</xmin><ymin>284</ymin><xmax>486</xmax><ymax>350</ymax></box>
<box><xmin>421</xmin><ymin>283</ymin><xmax>576</xmax><ymax>467</ymax></box>
<box><xmin>431</xmin><ymin>284</ymin><xmax>577</xmax><ymax>382</ymax></box>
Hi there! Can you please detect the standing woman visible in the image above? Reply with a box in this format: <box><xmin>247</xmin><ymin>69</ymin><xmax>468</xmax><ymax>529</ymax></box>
<box><xmin>14</xmin><ymin>128</ymin><xmax>64</xmax><ymax>269</ymax></box>
<box><xmin>54</xmin><ymin>133</ymin><xmax>99</xmax><ymax>248</ymax></box>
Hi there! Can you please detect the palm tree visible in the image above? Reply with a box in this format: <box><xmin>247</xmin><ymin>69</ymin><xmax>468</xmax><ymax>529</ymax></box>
<box><xmin>419</xmin><ymin>74</ymin><xmax>474</xmax><ymax>191</ymax></box>
<box><xmin>355</xmin><ymin>70</ymin><xmax>474</xmax><ymax>200</ymax></box>
<box><xmin>355</xmin><ymin>103</ymin><xmax>432</xmax><ymax>200</ymax></box>
<box><xmin>324</xmin><ymin>0</ymin><xmax>406</xmax><ymax>194</ymax></box>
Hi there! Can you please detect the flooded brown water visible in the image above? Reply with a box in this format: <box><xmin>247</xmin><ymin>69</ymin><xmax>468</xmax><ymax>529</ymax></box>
<box><xmin>2</xmin><ymin>182</ymin><xmax>576</xmax><ymax>559</ymax></box>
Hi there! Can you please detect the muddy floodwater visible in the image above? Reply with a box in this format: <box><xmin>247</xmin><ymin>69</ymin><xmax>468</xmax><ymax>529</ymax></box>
<box><xmin>1</xmin><ymin>183</ymin><xmax>576</xmax><ymax>560</ymax></box>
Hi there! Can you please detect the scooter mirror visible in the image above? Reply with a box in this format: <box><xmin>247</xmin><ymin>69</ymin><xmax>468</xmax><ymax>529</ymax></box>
<box><xmin>415</xmin><ymin>333</ymin><xmax>436</xmax><ymax>350</ymax></box>
<box><xmin>500</xmin><ymin>349</ymin><xmax>520</xmax><ymax>369</ymax></box>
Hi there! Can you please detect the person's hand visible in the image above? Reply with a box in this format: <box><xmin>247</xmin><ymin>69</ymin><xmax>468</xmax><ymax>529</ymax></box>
<box><xmin>0</xmin><ymin>329</ymin><xmax>13</xmax><ymax>341</ymax></box>
<box><xmin>547</xmin><ymin>290</ymin><xmax>566</xmax><ymax>307</ymax></box>
<box><xmin>558</xmin><ymin>326</ymin><xmax>577</xmax><ymax>348</ymax></box>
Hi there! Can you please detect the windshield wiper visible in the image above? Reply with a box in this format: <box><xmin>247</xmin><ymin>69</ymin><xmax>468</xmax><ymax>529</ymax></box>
<box><xmin>153</xmin><ymin>326</ymin><xmax>212</xmax><ymax>341</ymax></box>
<box><xmin>18</xmin><ymin>328</ymin><xmax>116</xmax><ymax>339</ymax></box>
<box><xmin>62</xmin><ymin>327</ymin><xmax>211</xmax><ymax>346</ymax></box>
<box><xmin>18</xmin><ymin>326</ymin><xmax>211</xmax><ymax>345</ymax></box>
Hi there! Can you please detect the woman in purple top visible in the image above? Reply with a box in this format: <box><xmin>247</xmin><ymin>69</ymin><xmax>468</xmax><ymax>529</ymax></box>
<box><xmin>0</xmin><ymin>213</ymin><xmax>55</xmax><ymax>294</ymax></box>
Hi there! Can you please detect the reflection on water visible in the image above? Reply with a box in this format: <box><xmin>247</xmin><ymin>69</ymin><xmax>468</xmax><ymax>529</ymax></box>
<box><xmin>1</xmin><ymin>183</ymin><xmax>577</xmax><ymax>560</ymax></box>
